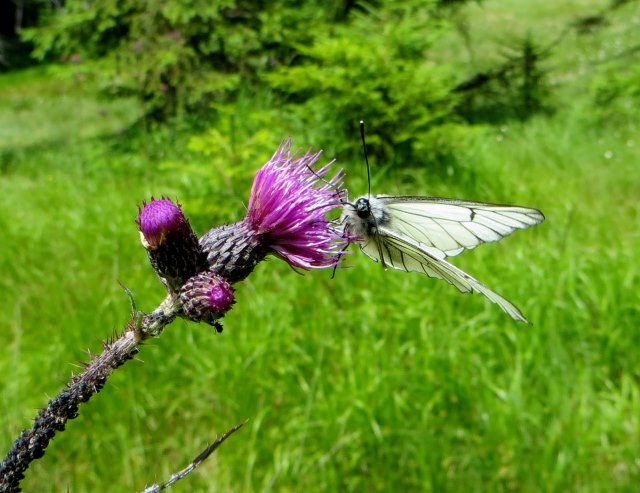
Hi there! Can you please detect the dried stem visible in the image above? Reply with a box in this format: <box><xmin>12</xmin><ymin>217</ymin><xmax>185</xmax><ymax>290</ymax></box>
<box><xmin>0</xmin><ymin>294</ymin><xmax>181</xmax><ymax>493</ymax></box>
<box><xmin>140</xmin><ymin>421</ymin><xmax>247</xmax><ymax>493</ymax></box>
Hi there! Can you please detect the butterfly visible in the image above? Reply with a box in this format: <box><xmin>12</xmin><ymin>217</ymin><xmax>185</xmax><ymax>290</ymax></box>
<box><xmin>340</xmin><ymin>123</ymin><xmax>544</xmax><ymax>323</ymax></box>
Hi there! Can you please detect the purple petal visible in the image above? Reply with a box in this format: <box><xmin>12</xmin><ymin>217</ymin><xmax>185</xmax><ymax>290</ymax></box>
<box><xmin>245</xmin><ymin>139</ymin><xmax>347</xmax><ymax>270</ymax></box>
<box><xmin>137</xmin><ymin>198</ymin><xmax>188</xmax><ymax>249</ymax></box>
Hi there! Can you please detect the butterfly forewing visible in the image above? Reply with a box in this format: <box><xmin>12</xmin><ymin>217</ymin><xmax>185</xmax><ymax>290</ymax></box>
<box><xmin>378</xmin><ymin>196</ymin><xmax>544</xmax><ymax>257</ymax></box>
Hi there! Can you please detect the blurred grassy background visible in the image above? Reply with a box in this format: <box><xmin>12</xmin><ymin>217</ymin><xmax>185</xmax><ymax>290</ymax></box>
<box><xmin>1</xmin><ymin>0</ymin><xmax>639</xmax><ymax>491</ymax></box>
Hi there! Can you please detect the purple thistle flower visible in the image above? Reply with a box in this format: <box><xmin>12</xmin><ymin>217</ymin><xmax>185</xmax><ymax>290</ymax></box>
<box><xmin>179</xmin><ymin>271</ymin><xmax>235</xmax><ymax>331</ymax></box>
<box><xmin>137</xmin><ymin>198</ymin><xmax>186</xmax><ymax>250</ymax></box>
<box><xmin>137</xmin><ymin>198</ymin><xmax>207</xmax><ymax>291</ymax></box>
<box><xmin>243</xmin><ymin>138</ymin><xmax>346</xmax><ymax>270</ymax></box>
<box><xmin>198</xmin><ymin>139</ymin><xmax>347</xmax><ymax>282</ymax></box>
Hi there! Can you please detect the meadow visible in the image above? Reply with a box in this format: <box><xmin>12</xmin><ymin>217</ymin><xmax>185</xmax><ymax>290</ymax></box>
<box><xmin>1</xmin><ymin>1</ymin><xmax>639</xmax><ymax>491</ymax></box>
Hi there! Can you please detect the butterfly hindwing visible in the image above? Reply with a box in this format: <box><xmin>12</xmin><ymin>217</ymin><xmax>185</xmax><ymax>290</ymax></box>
<box><xmin>360</xmin><ymin>225</ymin><xmax>529</xmax><ymax>323</ymax></box>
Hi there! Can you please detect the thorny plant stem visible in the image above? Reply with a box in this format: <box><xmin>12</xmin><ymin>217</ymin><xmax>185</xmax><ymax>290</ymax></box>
<box><xmin>0</xmin><ymin>141</ymin><xmax>346</xmax><ymax>492</ymax></box>
<box><xmin>0</xmin><ymin>294</ymin><xmax>181</xmax><ymax>493</ymax></box>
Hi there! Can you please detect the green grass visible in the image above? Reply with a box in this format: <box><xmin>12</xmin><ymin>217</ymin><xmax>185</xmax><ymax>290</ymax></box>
<box><xmin>0</xmin><ymin>65</ymin><xmax>140</xmax><ymax>149</ymax></box>
<box><xmin>1</xmin><ymin>1</ymin><xmax>640</xmax><ymax>491</ymax></box>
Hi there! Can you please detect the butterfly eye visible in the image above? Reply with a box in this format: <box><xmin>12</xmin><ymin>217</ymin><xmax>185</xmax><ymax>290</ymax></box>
<box><xmin>354</xmin><ymin>198</ymin><xmax>371</xmax><ymax>219</ymax></box>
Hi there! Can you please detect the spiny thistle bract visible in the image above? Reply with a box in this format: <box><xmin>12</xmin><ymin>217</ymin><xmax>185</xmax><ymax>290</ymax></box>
<box><xmin>179</xmin><ymin>272</ymin><xmax>235</xmax><ymax>332</ymax></box>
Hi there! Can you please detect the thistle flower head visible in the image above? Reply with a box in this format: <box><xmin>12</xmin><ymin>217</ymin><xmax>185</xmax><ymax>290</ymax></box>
<box><xmin>244</xmin><ymin>139</ymin><xmax>346</xmax><ymax>270</ymax></box>
<box><xmin>137</xmin><ymin>198</ymin><xmax>206</xmax><ymax>291</ymax></box>
<box><xmin>137</xmin><ymin>198</ymin><xmax>190</xmax><ymax>250</ymax></box>
<box><xmin>179</xmin><ymin>271</ymin><xmax>235</xmax><ymax>329</ymax></box>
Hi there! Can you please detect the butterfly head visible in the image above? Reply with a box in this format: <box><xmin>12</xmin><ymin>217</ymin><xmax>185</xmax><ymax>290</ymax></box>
<box><xmin>354</xmin><ymin>197</ymin><xmax>371</xmax><ymax>219</ymax></box>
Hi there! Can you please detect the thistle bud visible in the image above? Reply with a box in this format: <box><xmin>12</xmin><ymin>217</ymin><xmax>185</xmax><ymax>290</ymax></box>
<box><xmin>137</xmin><ymin>198</ymin><xmax>207</xmax><ymax>292</ymax></box>
<box><xmin>179</xmin><ymin>271</ymin><xmax>235</xmax><ymax>331</ymax></box>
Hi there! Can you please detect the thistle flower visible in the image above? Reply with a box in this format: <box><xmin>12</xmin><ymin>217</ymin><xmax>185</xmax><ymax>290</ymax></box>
<box><xmin>179</xmin><ymin>271</ymin><xmax>235</xmax><ymax>331</ymax></box>
<box><xmin>245</xmin><ymin>138</ymin><xmax>346</xmax><ymax>269</ymax></box>
<box><xmin>200</xmin><ymin>139</ymin><xmax>346</xmax><ymax>282</ymax></box>
<box><xmin>137</xmin><ymin>198</ymin><xmax>207</xmax><ymax>291</ymax></box>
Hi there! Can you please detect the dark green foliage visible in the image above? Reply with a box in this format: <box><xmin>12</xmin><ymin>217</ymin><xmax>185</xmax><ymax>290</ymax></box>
<box><xmin>22</xmin><ymin>0</ymin><xmax>357</xmax><ymax>120</ymax></box>
<box><xmin>454</xmin><ymin>34</ymin><xmax>552</xmax><ymax>124</ymax></box>
<box><xmin>590</xmin><ymin>57</ymin><xmax>640</xmax><ymax>124</ymax></box>
<box><xmin>0</xmin><ymin>0</ymin><xmax>50</xmax><ymax>71</ymax></box>
<box><xmin>24</xmin><ymin>0</ymin><xmax>245</xmax><ymax>119</ymax></box>
<box><xmin>265</xmin><ymin>1</ymin><xmax>466</xmax><ymax>167</ymax></box>
<box><xmin>572</xmin><ymin>0</ymin><xmax>640</xmax><ymax>126</ymax></box>
<box><xmin>22</xmin><ymin>0</ymin><xmax>479</xmax><ymax>169</ymax></box>
<box><xmin>24</xmin><ymin>0</ymin><xmax>638</xmax><ymax>171</ymax></box>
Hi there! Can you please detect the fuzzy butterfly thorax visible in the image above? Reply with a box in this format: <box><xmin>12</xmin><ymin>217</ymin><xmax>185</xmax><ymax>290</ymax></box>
<box><xmin>343</xmin><ymin>196</ymin><xmax>391</xmax><ymax>241</ymax></box>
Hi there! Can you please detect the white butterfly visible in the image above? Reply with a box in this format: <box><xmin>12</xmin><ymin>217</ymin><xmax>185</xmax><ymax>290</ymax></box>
<box><xmin>341</xmin><ymin>194</ymin><xmax>544</xmax><ymax>322</ymax></box>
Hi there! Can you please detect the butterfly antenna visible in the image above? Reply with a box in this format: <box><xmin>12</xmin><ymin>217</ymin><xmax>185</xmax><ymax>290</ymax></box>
<box><xmin>359</xmin><ymin>122</ymin><xmax>387</xmax><ymax>270</ymax></box>
<box><xmin>304</xmin><ymin>162</ymin><xmax>346</xmax><ymax>205</ymax></box>
<box><xmin>360</xmin><ymin>120</ymin><xmax>371</xmax><ymax>200</ymax></box>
